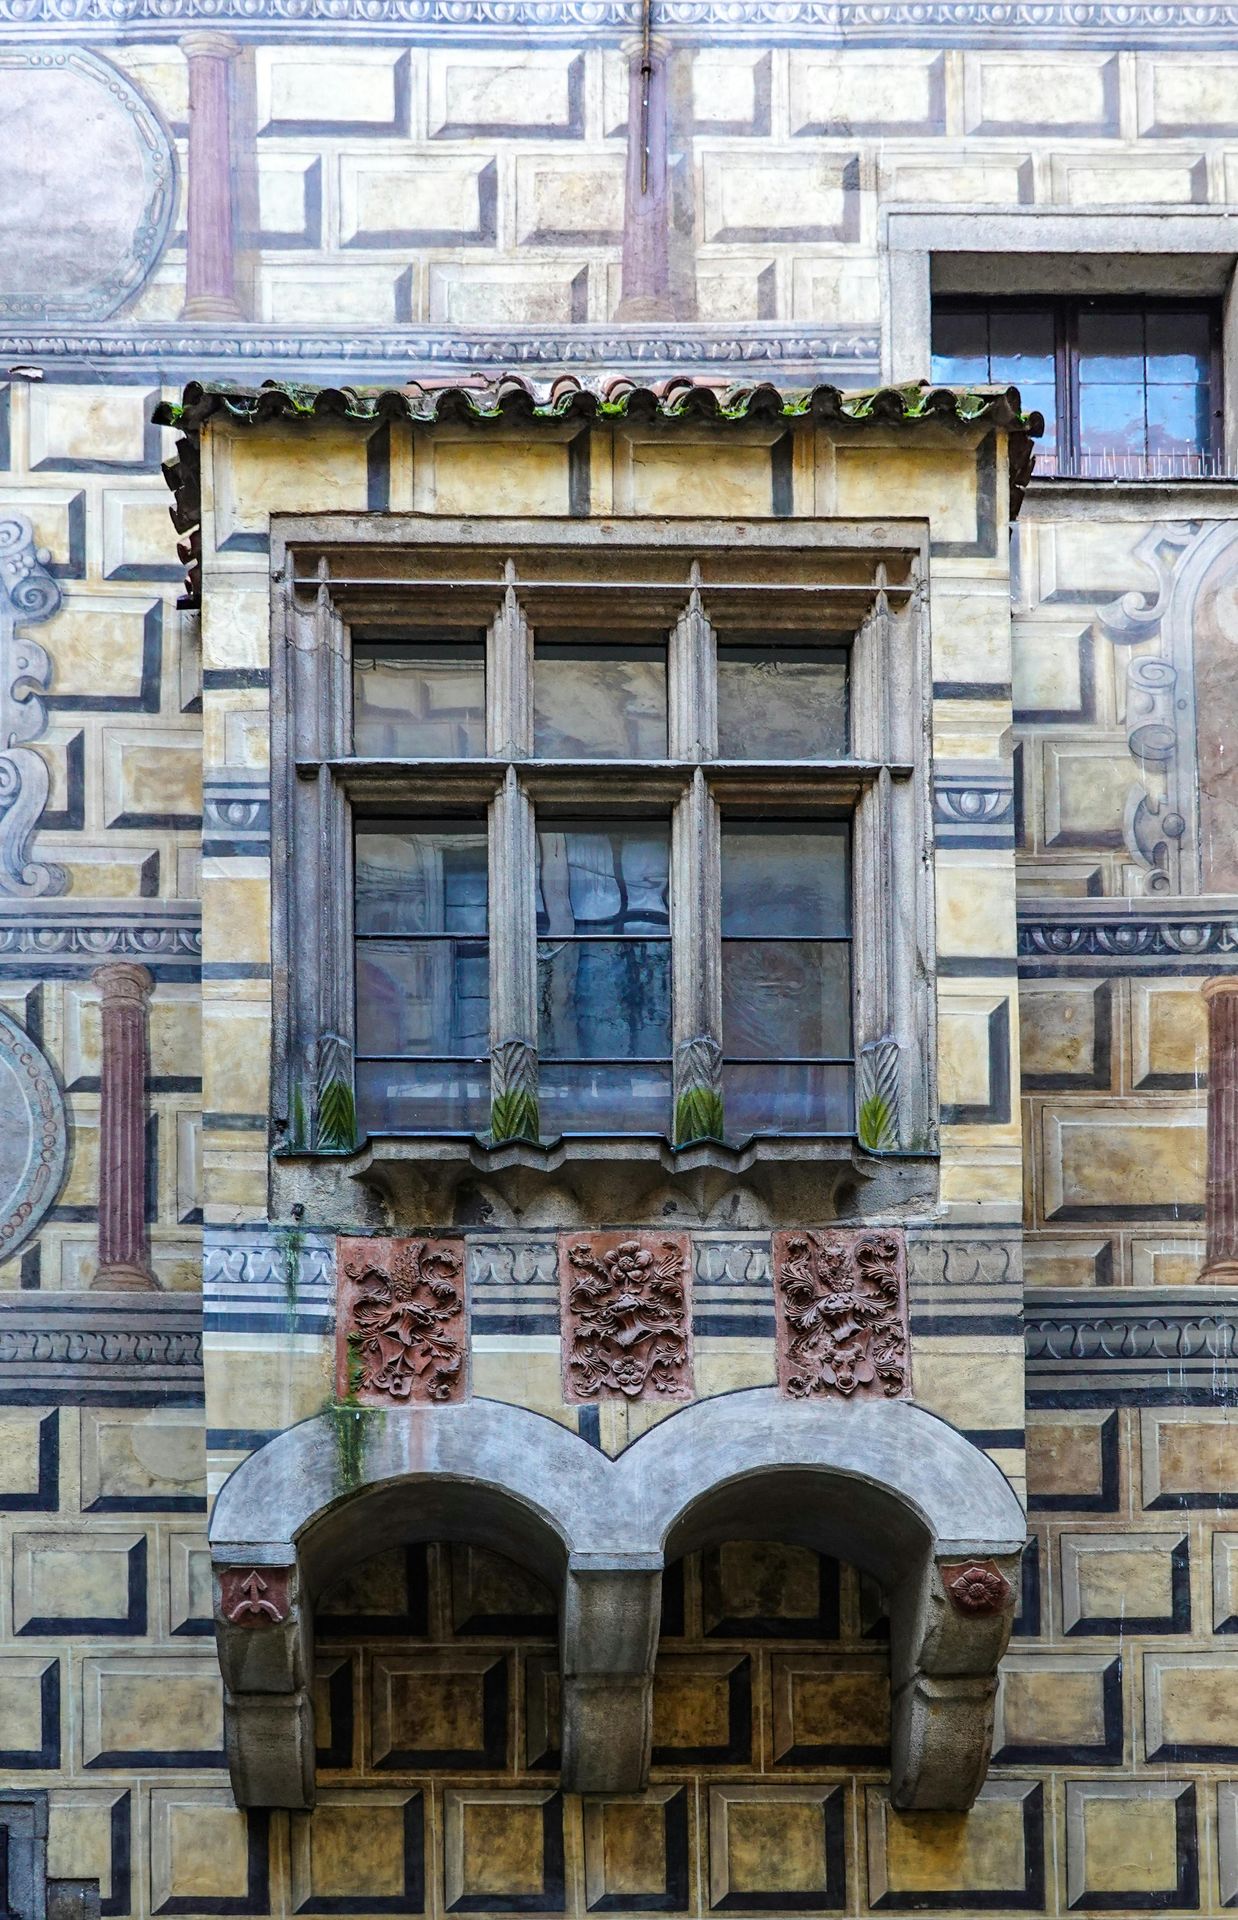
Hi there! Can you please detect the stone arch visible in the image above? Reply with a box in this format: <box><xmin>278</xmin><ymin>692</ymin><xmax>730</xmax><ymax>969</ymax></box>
<box><xmin>210</xmin><ymin>1390</ymin><xmax>1023</xmax><ymax>1812</ymax></box>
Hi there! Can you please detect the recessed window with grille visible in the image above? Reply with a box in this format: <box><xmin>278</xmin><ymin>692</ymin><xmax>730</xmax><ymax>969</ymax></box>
<box><xmin>931</xmin><ymin>296</ymin><xmax>1222</xmax><ymax>479</ymax></box>
<box><xmin>273</xmin><ymin>520</ymin><xmax>934</xmax><ymax>1174</ymax></box>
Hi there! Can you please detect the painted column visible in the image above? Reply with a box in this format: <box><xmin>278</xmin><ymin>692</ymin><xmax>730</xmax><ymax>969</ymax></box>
<box><xmin>181</xmin><ymin>32</ymin><xmax>242</xmax><ymax>322</ymax></box>
<box><xmin>616</xmin><ymin>35</ymin><xmax>672</xmax><ymax>323</ymax></box>
<box><xmin>1202</xmin><ymin>976</ymin><xmax>1238</xmax><ymax>1284</ymax></box>
<box><xmin>92</xmin><ymin>962</ymin><xmax>157</xmax><ymax>1291</ymax></box>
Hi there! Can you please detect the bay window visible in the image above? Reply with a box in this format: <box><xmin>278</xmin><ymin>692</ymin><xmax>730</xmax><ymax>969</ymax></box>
<box><xmin>272</xmin><ymin>518</ymin><xmax>934</xmax><ymax>1183</ymax></box>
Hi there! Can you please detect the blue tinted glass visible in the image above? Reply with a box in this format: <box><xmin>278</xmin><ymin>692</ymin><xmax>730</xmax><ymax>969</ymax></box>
<box><xmin>1145</xmin><ymin>310</ymin><xmax>1211</xmax><ymax>383</ymax></box>
<box><xmin>539</xmin><ymin>1062</ymin><xmax>671</xmax><ymax>1135</ymax></box>
<box><xmin>1077</xmin><ymin>309</ymin><xmax>1144</xmax><ymax>382</ymax></box>
<box><xmin>1078</xmin><ymin>383</ymin><xmax>1145</xmax><ymax>458</ymax></box>
<box><xmin>723</xmin><ymin>1062</ymin><xmax>853</xmax><ymax>1139</ymax></box>
<box><xmin>931</xmin><ymin>308</ymin><xmax>988</xmax><ymax>385</ymax></box>
<box><xmin>356</xmin><ymin>940</ymin><xmax>488</xmax><ymax>1058</ymax></box>
<box><xmin>988</xmin><ymin>307</ymin><xmax>1055</xmax><ymax>385</ymax></box>
<box><xmin>1147</xmin><ymin>383</ymin><xmax>1210</xmax><ymax>456</ymax></box>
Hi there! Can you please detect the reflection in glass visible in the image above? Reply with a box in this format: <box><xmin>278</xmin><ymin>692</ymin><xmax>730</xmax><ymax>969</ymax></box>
<box><xmin>356</xmin><ymin>1060</ymin><xmax>488</xmax><ymax>1134</ymax></box>
<box><xmin>717</xmin><ymin>644</ymin><xmax>848</xmax><ymax>759</ymax></box>
<box><xmin>931</xmin><ymin>302</ymin><xmax>1058</xmax><ymax>470</ymax></box>
<box><xmin>721</xmin><ymin>822</ymin><xmax>852</xmax><ymax>1141</ymax></box>
<box><xmin>353</xmin><ymin>640</ymin><xmax>485</xmax><ymax>758</ymax></box>
<box><xmin>534</xmin><ymin>643</ymin><xmax>667</xmax><ymax>759</ymax></box>
<box><xmin>720</xmin><ymin>824</ymin><xmax>849</xmax><ymax>937</ymax></box>
<box><xmin>535</xmin><ymin>821</ymin><xmax>671</xmax><ymax>1133</ymax></box>
<box><xmin>355</xmin><ymin>822</ymin><xmax>489</xmax><ymax>1136</ymax></box>
<box><xmin>721</xmin><ymin>942</ymin><xmax>851</xmax><ymax>1059</ymax></box>
<box><xmin>724</xmin><ymin>1063</ymin><xmax>853</xmax><ymax>1138</ymax></box>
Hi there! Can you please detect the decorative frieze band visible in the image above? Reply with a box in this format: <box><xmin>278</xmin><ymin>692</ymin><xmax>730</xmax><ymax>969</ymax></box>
<box><xmin>0</xmin><ymin>1296</ymin><xmax>203</xmax><ymax>1404</ymax></box>
<box><xmin>1025</xmin><ymin>1290</ymin><xmax>1238</xmax><ymax>1406</ymax></box>
<box><xmin>1018</xmin><ymin>905</ymin><xmax>1238</xmax><ymax>973</ymax></box>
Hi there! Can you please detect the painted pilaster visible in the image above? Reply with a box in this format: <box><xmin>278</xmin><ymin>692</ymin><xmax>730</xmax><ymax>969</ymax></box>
<box><xmin>181</xmin><ymin>32</ymin><xmax>242</xmax><ymax>322</ymax></box>
<box><xmin>92</xmin><ymin>961</ymin><xmax>157</xmax><ymax>1291</ymax></box>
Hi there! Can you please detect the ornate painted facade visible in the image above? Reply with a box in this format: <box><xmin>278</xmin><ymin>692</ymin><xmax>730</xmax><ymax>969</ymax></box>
<box><xmin>1</xmin><ymin>8</ymin><xmax>1238</xmax><ymax>1917</ymax></box>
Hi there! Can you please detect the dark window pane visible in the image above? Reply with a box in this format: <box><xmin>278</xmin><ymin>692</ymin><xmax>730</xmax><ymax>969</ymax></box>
<box><xmin>988</xmin><ymin>307</ymin><xmax>1055</xmax><ymax>384</ymax></box>
<box><xmin>717</xmin><ymin>645</ymin><xmax>848</xmax><ymax>759</ymax></box>
<box><xmin>356</xmin><ymin>940</ymin><xmax>488</xmax><ymax>1058</ymax></box>
<box><xmin>722</xmin><ymin>941</ymin><xmax>851</xmax><ymax>1059</ymax></box>
<box><xmin>724</xmin><ymin>1063</ymin><xmax>853</xmax><ymax>1139</ymax></box>
<box><xmin>353</xmin><ymin>641</ymin><xmax>485</xmax><ymax>757</ymax></box>
<box><xmin>721</xmin><ymin>824</ymin><xmax>849</xmax><ymax>938</ymax></box>
<box><xmin>537</xmin><ymin>824</ymin><xmax>669</xmax><ymax>936</ymax></box>
<box><xmin>539</xmin><ymin>1062</ymin><xmax>671</xmax><ymax>1135</ymax></box>
<box><xmin>1077</xmin><ymin>308</ymin><xmax>1144</xmax><ymax>381</ymax></box>
<box><xmin>538</xmin><ymin>939</ymin><xmax>671</xmax><ymax>1060</ymax></box>
<box><xmin>1145</xmin><ymin>310</ymin><xmax>1211</xmax><ymax>381</ymax></box>
<box><xmin>356</xmin><ymin>826</ymin><xmax>487</xmax><ymax>935</ymax></box>
<box><xmin>930</xmin><ymin>308</ymin><xmax>988</xmax><ymax>384</ymax></box>
<box><xmin>534</xmin><ymin>644</ymin><xmax>667</xmax><ymax>758</ymax></box>
<box><xmin>357</xmin><ymin>1059</ymin><xmax>488</xmax><ymax>1134</ymax></box>
<box><xmin>1147</xmin><ymin>383</ymin><xmax>1210</xmax><ymax>456</ymax></box>
<box><xmin>1078</xmin><ymin>384</ymin><xmax>1146</xmax><ymax>461</ymax></box>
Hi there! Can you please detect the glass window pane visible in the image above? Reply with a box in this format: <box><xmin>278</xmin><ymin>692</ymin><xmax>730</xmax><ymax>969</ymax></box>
<box><xmin>540</xmin><ymin>1062</ymin><xmax>671</xmax><ymax>1135</ymax></box>
<box><xmin>357</xmin><ymin>1059</ymin><xmax>488</xmax><ymax>1134</ymax></box>
<box><xmin>537</xmin><ymin>824</ymin><xmax>669</xmax><ymax>936</ymax></box>
<box><xmin>1147</xmin><ymin>383</ymin><xmax>1210</xmax><ymax>457</ymax></box>
<box><xmin>724</xmin><ymin>1062</ymin><xmax>853</xmax><ymax>1139</ymax></box>
<box><xmin>721</xmin><ymin>824</ymin><xmax>849</xmax><ymax>938</ymax></box>
<box><xmin>356</xmin><ymin>825</ymin><xmax>487</xmax><ymax>935</ymax></box>
<box><xmin>1077</xmin><ymin>383</ymin><xmax>1146</xmax><ymax>461</ymax></box>
<box><xmin>717</xmin><ymin>645</ymin><xmax>848</xmax><ymax>759</ymax></box>
<box><xmin>538</xmin><ymin>939</ymin><xmax>670</xmax><ymax>1060</ymax></box>
<box><xmin>988</xmin><ymin>307</ymin><xmax>1055</xmax><ymax>385</ymax></box>
<box><xmin>1077</xmin><ymin>308</ymin><xmax>1144</xmax><ymax>381</ymax></box>
<box><xmin>534</xmin><ymin>644</ymin><xmax>667</xmax><ymax>758</ymax></box>
<box><xmin>357</xmin><ymin>940</ymin><xmax>488</xmax><ymax>1058</ymax></box>
<box><xmin>1145</xmin><ymin>309</ymin><xmax>1211</xmax><ymax>381</ymax></box>
<box><xmin>930</xmin><ymin>308</ymin><xmax>988</xmax><ymax>384</ymax></box>
<box><xmin>722</xmin><ymin>941</ymin><xmax>851</xmax><ymax>1058</ymax></box>
<box><xmin>353</xmin><ymin>641</ymin><xmax>485</xmax><ymax>757</ymax></box>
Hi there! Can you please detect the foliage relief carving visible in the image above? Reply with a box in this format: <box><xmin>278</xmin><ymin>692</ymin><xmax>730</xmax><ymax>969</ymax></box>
<box><xmin>560</xmin><ymin>1231</ymin><xmax>693</xmax><ymax>1402</ymax></box>
<box><xmin>772</xmin><ymin>1228</ymin><xmax>909</xmax><ymax>1401</ymax></box>
<box><xmin>336</xmin><ymin>1235</ymin><xmax>467</xmax><ymax>1407</ymax></box>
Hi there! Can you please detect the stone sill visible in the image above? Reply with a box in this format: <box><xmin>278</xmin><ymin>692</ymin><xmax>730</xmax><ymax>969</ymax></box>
<box><xmin>272</xmin><ymin>1134</ymin><xmax>940</xmax><ymax>1230</ymax></box>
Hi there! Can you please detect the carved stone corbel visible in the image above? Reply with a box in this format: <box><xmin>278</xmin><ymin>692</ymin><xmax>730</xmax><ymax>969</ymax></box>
<box><xmin>0</xmin><ymin>516</ymin><xmax>65</xmax><ymax>900</ymax></box>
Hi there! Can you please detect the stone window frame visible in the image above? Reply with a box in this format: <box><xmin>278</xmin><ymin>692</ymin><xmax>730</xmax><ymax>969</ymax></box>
<box><xmin>269</xmin><ymin>513</ymin><xmax>938</xmax><ymax>1217</ymax></box>
<box><xmin>881</xmin><ymin>208</ymin><xmax>1238</xmax><ymax>470</ymax></box>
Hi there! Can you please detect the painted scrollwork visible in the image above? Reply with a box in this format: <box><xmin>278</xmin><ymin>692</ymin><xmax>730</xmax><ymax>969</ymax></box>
<box><xmin>560</xmin><ymin>1231</ymin><xmax>693</xmax><ymax>1401</ymax></box>
<box><xmin>0</xmin><ymin>515</ymin><xmax>64</xmax><ymax>899</ymax></box>
<box><xmin>772</xmin><ymin>1228</ymin><xmax>910</xmax><ymax>1401</ymax></box>
<box><xmin>336</xmin><ymin>1235</ymin><xmax>467</xmax><ymax>1406</ymax></box>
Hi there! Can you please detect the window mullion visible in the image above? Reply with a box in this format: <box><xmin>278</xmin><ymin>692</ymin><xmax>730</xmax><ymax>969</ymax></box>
<box><xmin>488</xmin><ymin>562</ymin><xmax>532</xmax><ymax>760</ymax></box>
<box><xmin>671</xmin><ymin>767</ymin><xmax>723</xmax><ymax>1143</ymax></box>
<box><xmin>668</xmin><ymin>566</ymin><xmax>716</xmax><ymax>762</ymax></box>
<box><xmin>489</xmin><ymin>766</ymin><xmax>539</xmax><ymax>1142</ymax></box>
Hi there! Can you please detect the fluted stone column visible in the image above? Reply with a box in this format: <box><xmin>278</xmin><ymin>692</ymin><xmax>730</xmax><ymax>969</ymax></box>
<box><xmin>1202</xmin><ymin>977</ymin><xmax>1238</xmax><ymax>1284</ymax></box>
<box><xmin>181</xmin><ymin>32</ymin><xmax>242</xmax><ymax>322</ymax></box>
<box><xmin>92</xmin><ymin>963</ymin><xmax>157</xmax><ymax>1291</ymax></box>
<box><xmin>616</xmin><ymin>35</ymin><xmax>672</xmax><ymax>323</ymax></box>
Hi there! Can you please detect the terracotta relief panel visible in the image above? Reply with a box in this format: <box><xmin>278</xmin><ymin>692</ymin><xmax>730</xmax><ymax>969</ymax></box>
<box><xmin>219</xmin><ymin>1565</ymin><xmax>292</xmax><ymax>1627</ymax></box>
<box><xmin>559</xmin><ymin>1231</ymin><xmax>693</xmax><ymax>1403</ymax></box>
<box><xmin>771</xmin><ymin>1229</ymin><xmax>910</xmax><ymax>1402</ymax></box>
<box><xmin>336</xmin><ymin>1235</ymin><xmax>468</xmax><ymax>1407</ymax></box>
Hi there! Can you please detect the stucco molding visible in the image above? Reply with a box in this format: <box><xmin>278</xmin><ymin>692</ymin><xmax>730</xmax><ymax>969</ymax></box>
<box><xmin>209</xmin><ymin>1388</ymin><xmax>1024</xmax><ymax>1813</ymax></box>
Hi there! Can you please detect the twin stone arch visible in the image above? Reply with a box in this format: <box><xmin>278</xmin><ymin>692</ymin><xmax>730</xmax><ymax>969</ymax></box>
<box><xmin>210</xmin><ymin>1388</ymin><xmax>1025</xmax><ymax>1813</ymax></box>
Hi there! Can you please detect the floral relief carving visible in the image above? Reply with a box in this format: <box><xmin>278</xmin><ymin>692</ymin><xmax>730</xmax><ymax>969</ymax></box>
<box><xmin>772</xmin><ymin>1228</ymin><xmax>909</xmax><ymax>1401</ymax></box>
<box><xmin>336</xmin><ymin>1235</ymin><xmax>467</xmax><ymax>1407</ymax></box>
<box><xmin>944</xmin><ymin>1562</ymin><xmax>1012</xmax><ymax>1617</ymax></box>
<box><xmin>559</xmin><ymin>1231</ymin><xmax>693</xmax><ymax>1402</ymax></box>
